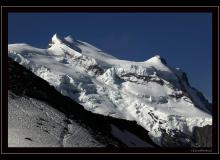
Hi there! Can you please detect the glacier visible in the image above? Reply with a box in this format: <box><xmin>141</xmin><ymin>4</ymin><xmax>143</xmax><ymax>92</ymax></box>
<box><xmin>8</xmin><ymin>34</ymin><xmax>212</xmax><ymax>147</ymax></box>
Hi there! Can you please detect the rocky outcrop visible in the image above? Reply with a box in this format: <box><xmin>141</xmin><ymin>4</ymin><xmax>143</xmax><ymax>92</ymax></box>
<box><xmin>192</xmin><ymin>125</ymin><xmax>212</xmax><ymax>147</ymax></box>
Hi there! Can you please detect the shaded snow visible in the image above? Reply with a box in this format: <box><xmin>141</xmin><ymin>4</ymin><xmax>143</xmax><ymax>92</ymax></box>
<box><xmin>111</xmin><ymin>124</ymin><xmax>154</xmax><ymax>147</ymax></box>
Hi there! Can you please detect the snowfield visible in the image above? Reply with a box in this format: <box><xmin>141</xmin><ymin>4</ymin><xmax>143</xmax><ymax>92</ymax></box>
<box><xmin>8</xmin><ymin>34</ymin><xmax>212</xmax><ymax>147</ymax></box>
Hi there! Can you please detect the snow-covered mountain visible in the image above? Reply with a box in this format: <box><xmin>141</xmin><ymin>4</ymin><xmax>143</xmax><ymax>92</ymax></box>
<box><xmin>8</xmin><ymin>34</ymin><xmax>212</xmax><ymax>147</ymax></box>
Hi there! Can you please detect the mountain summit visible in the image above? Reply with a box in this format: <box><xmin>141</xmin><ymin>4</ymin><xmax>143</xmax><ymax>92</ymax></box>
<box><xmin>8</xmin><ymin>34</ymin><xmax>212</xmax><ymax>147</ymax></box>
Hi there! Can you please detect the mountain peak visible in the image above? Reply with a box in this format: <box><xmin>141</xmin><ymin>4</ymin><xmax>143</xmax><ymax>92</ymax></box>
<box><xmin>154</xmin><ymin>55</ymin><xmax>161</xmax><ymax>59</ymax></box>
<box><xmin>51</xmin><ymin>33</ymin><xmax>62</xmax><ymax>44</ymax></box>
<box><xmin>146</xmin><ymin>55</ymin><xmax>167</xmax><ymax>65</ymax></box>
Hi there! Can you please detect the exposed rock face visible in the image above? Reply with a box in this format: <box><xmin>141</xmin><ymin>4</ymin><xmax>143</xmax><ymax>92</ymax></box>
<box><xmin>159</xmin><ymin>125</ymin><xmax>212</xmax><ymax>148</ymax></box>
<box><xmin>192</xmin><ymin>125</ymin><xmax>212</xmax><ymax>147</ymax></box>
<box><xmin>160</xmin><ymin>129</ymin><xmax>191</xmax><ymax>147</ymax></box>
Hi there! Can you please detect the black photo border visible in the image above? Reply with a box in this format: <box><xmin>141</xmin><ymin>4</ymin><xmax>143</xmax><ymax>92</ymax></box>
<box><xmin>1</xmin><ymin>6</ymin><xmax>219</xmax><ymax>155</ymax></box>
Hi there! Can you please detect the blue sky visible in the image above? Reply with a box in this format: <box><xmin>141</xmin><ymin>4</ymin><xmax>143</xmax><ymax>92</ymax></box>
<box><xmin>8</xmin><ymin>13</ymin><xmax>212</xmax><ymax>101</ymax></box>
